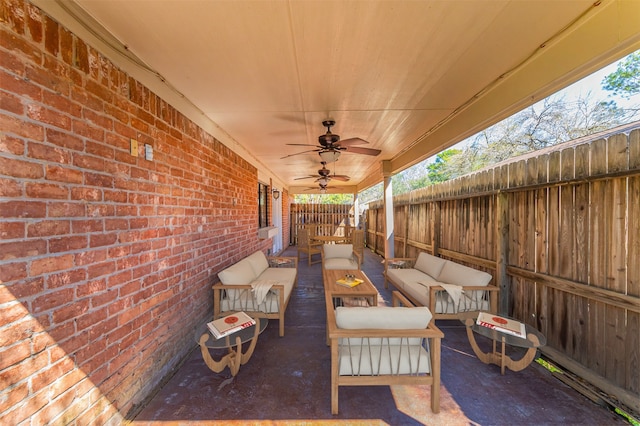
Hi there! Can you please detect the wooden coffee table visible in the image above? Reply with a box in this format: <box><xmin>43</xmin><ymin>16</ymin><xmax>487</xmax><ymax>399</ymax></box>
<box><xmin>323</xmin><ymin>269</ymin><xmax>378</xmax><ymax>307</ymax></box>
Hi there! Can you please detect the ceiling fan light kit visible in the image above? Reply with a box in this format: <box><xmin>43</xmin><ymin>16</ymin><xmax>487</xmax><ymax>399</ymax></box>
<box><xmin>319</xmin><ymin>150</ymin><xmax>340</xmax><ymax>163</ymax></box>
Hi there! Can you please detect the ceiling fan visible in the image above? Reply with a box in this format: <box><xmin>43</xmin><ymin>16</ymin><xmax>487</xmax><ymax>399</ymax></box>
<box><xmin>294</xmin><ymin>161</ymin><xmax>350</xmax><ymax>183</ymax></box>
<box><xmin>281</xmin><ymin>120</ymin><xmax>382</xmax><ymax>160</ymax></box>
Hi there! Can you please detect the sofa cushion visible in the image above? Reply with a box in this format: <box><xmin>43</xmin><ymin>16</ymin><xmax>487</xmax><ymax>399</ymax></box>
<box><xmin>245</xmin><ymin>250</ymin><xmax>269</xmax><ymax>277</ymax></box>
<box><xmin>257</xmin><ymin>267</ymin><xmax>297</xmax><ymax>299</ymax></box>
<box><xmin>414</xmin><ymin>252</ymin><xmax>447</xmax><ymax>278</ymax></box>
<box><xmin>218</xmin><ymin>258</ymin><xmax>256</xmax><ymax>285</ymax></box>
<box><xmin>323</xmin><ymin>244</ymin><xmax>353</xmax><ymax>259</ymax></box>
<box><xmin>323</xmin><ymin>258</ymin><xmax>358</xmax><ymax>270</ymax></box>
<box><xmin>437</xmin><ymin>261</ymin><xmax>492</xmax><ymax>287</ymax></box>
<box><xmin>386</xmin><ymin>268</ymin><xmax>436</xmax><ymax>290</ymax></box>
<box><xmin>336</xmin><ymin>306</ymin><xmax>432</xmax><ymax>330</ymax></box>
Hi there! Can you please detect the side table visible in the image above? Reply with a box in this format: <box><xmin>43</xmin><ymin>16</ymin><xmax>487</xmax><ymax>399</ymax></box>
<box><xmin>463</xmin><ymin>313</ymin><xmax>546</xmax><ymax>375</ymax></box>
<box><xmin>196</xmin><ymin>317</ymin><xmax>268</xmax><ymax>377</ymax></box>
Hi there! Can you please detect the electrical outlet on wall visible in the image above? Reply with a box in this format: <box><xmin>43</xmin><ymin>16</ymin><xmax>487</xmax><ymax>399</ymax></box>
<box><xmin>145</xmin><ymin>144</ymin><xmax>153</xmax><ymax>161</ymax></box>
<box><xmin>130</xmin><ymin>138</ymin><xmax>138</xmax><ymax>157</ymax></box>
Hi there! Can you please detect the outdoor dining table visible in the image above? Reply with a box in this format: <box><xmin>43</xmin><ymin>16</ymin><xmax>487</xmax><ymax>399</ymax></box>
<box><xmin>312</xmin><ymin>235</ymin><xmax>350</xmax><ymax>244</ymax></box>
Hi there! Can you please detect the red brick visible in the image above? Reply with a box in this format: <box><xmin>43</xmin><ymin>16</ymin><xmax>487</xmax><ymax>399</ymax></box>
<box><xmin>48</xmin><ymin>201</ymin><xmax>85</xmax><ymax>217</ymax></box>
<box><xmin>0</xmin><ymin>378</ymin><xmax>28</xmax><ymax>414</ymax></box>
<box><xmin>0</xmin><ymin>90</ymin><xmax>24</xmax><ymax>114</ymax></box>
<box><xmin>45</xmin><ymin>127</ymin><xmax>84</xmax><ymax>151</ymax></box>
<box><xmin>0</xmin><ymin>220</ymin><xmax>25</xmax><ymax>239</ymax></box>
<box><xmin>46</xmin><ymin>165</ymin><xmax>83</xmax><ymax>184</ymax></box>
<box><xmin>30</xmin><ymin>253</ymin><xmax>74</xmax><ymax>276</ymax></box>
<box><xmin>74</xmin><ymin>248</ymin><xmax>107</xmax><ymax>266</ymax></box>
<box><xmin>0</xmin><ymin>134</ymin><xmax>25</xmax><ymax>156</ymax></box>
<box><xmin>46</xmin><ymin>268</ymin><xmax>86</xmax><ymax>289</ymax></box>
<box><xmin>89</xmin><ymin>233</ymin><xmax>117</xmax><ymax>248</ymax></box>
<box><xmin>0</xmin><ymin>177</ymin><xmax>22</xmax><ymax>197</ymax></box>
<box><xmin>0</xmin><ymin>69</ymin><xmax>43</xmax><ymax>101</ymax></box>
<box><xmin>87</xmin><ymin>260</ymin><xmax>115</xmax><ymax>279</ymax></box>
<box><xmin>104</xmin><ymin>189</ymin><xmax>128</xmax><ymax>203</ymax></box>
<box><xmin>25</xmin><ymin>63</ymin><xmax>72</xmax><ymax>94</ymax></box>
<box><xmin>0</xmin><ymin>239</ymin><xmax>46</xmax><ymax>260</ymax></box>
<box><xmin>27</xmin><ymin>103</ymin><xmax>71</xmax><ymax>130</ymax></box>
<box><xmin>0</xmin><ymin>261</ymin><xmax>27</xmax><ymax>282</ymax></box>
<box><xmin>85</xmin><ymin>171</ymin><xmax>114</xmax><ymax>188</ymax></box>
<box><xmin>0</xmin><ymin>200</ymin><xmax>46</xmax><ymax>218</ymax></box>
<box><xmin>25</xmin><ymin>182</ymin><xmax>69</xmax><ymax>200</ymax></box>
<box><xmin>43</xmin><ymin>90</ymin><xmax>81</xmax><ymax>117</ymax></box>
<box><xmin>76</xmin><ymin>307</ymin><xmax>107</xmax><ymax>330</ymax></box>
<box><xmin>44</xmin><ymin>15</ymin><xmax>59</xmax><ymax>56</ymax></box>
<box><xmin>71</xmin><ymin>187</ymin><xmax>102</xmax><ymax>201</ymax></box>
<box><xmin>76</xmin><ymin>278</ymin><xmax>106</xmax><ymax>297</ymax></box>
<box><xmin>49</xmin><ymin>235</ymin><xmax>88</xmax><ymax>253</ymax></box>
<box><xmin>90</xmin><ymin>289</ymin><xmax>117</xmax><ymax>308</ymax></box>
<box><xmin>26</xmin><ymin>219</ymin><xmax>69</xmax><ymax>237</ymax></box>
<box><xmin>72</xmin><ymin>119</ymin><xmax>104</xmax><ymax>142</ymax></box>
<box><xmin>0</xmin><ymin>156</ymin><xmax>44</xmax><ymax>179</ymax></box>
<box><xmin>52</xmin><ymin>298</ymin><xmax>89</xmax><ymax>323</ymax></box>
<box><xmin>2</xmin><ymin>277</ymin><xmax>43</xmax><ymax>302</ymax></box>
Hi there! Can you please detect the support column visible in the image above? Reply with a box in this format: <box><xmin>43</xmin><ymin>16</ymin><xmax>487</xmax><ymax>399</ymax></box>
<box><xmin>382</xmin><ymin>161</ymin><xmax>394</xmax><ymax>259</ymax></box>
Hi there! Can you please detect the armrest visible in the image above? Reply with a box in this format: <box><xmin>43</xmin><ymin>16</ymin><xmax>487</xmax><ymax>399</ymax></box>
<box><xmin>384</xmin><ymin>258</ymin><xmax>416</xmax><ymax>272</ymax></box>
<box><xmin>213</xmin><ymin>281</ymin><xmax>287</xmax><ymax>319</ymax></box>
<box><xmin>267</xmin><ymin>256</ymin><xmax>298</xmax><ymax>268</ymax></box>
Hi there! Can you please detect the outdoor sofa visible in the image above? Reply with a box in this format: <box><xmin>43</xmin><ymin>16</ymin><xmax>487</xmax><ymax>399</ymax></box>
<box><xmin>213</xmin><ymin>250</ymin><xmax>298</xmax><ymax>336</ymax></box>
<box><xmin>384</xmin><ymin>252</ymin><xmax>498</xmax><ymax>320</ymax></box>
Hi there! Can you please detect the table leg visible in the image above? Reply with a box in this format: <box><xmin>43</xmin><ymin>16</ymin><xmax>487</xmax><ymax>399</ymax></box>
<box><xmin>464</xmin><ymin>318</ymin><xmax>541</xmax><ymax>374</ymax></box>
<box><xmin>198</xmin><ymin>324</ymin><xmax>261</xmax><ymax>377</ymax></box>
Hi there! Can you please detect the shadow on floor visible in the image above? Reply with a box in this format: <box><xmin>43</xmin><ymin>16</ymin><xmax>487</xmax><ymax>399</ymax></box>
<box><xmin>133</xmin><ymin>247</ymin><xmax>625</xmax><ymax>425</ymax></box>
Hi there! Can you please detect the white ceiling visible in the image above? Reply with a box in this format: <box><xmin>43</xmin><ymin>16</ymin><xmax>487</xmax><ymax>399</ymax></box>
<box><xmin>37</xmin><ymin>0</ymin><xmax>640</xmax><ymax>193</ymax></box>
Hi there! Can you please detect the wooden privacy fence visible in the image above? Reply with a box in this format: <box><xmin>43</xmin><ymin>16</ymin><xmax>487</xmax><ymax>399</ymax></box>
<box><xmin>365</xmin><ymin>122</ymin><xmax>640</xmax><ymax>412</ymax></box>
<box><xmin>290</xmin><ymin>203</ymin><xmax>354</xmax><ymax>245</ymax></box>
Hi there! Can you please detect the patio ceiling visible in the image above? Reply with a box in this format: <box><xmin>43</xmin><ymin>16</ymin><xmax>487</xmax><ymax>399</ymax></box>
<box><xmin>35</xmin><ymin>0</ymin><xmax>640</xmax><ymax>194</ymax></box>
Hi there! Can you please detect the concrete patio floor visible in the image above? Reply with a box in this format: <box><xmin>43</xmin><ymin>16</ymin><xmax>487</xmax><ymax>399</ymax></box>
<box><xmin>132</xmin><ymin>246</ymin><xmax>626</xmax><ymax>425</ymax></box>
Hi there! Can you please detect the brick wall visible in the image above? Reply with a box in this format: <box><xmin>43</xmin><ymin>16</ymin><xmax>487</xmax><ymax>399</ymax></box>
<box><xmin>0</xmin><ymin>0</ymin><xmax>277</xmax><ymax>423</ymax></box>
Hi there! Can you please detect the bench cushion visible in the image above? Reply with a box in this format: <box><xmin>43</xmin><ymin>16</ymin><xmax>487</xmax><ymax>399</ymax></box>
<box><xmin>414</xmin><ymin>252</ymin><xmax>447</xmax><ymax>278</ymax></box>
<box><xmin>245</xmin><ymin>250</ymin><xmax>270</xmax><ymax>277</ymax></box>
<box><xmin>323</xmin><ymin>244</ymin><xmax>354</xmax><ymax>259</ymax></box>
<box><xmin>336</xmin><ymin>306</ymin><xmax>432</xmax><ymax>329</ymax></box>
<box><xmin>437</xmin><ymin>260</ymin><xmax>492</xmax><ymax>287</ymax></box>
<box><xmin>218</xmin><ymin>258</ymin><xmax>256</xmax><ymax>285</ymax></box>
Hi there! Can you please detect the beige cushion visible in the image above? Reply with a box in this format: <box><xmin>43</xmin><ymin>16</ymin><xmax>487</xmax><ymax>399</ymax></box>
<box><xmin>414</xmin><ymin>252</ymin><xmax>447</xmax><ymax>278</ymax></box>
<box><xmin>386</xmin><ymin>268</ymin><xmax>436</xmax><ymax>291</ymax></box>
<box><xmin>245</xmin><ymin>250</ymin><xmax>269</xmax><ymax>277</ymax></box>
<box><xmin>336</xmin><ymin>306</ymin><xmax>432</xmax><ymax>329</ymax></box>
<box><xmin>323</xmin><ymin>258</ymin><xmax>358</xmax><ymax>270</ymax></box>
<box><xmin>437</xmin><ymin>261</ymin><xmax>492</xmax><ymax>287</ymax></box>
<box><xmin>218</xmin><ymin>258</ymin><xmax>256</xmax><ymax>285</ymax></box>
<box><xmin>323</xmin><ymin>244</ymin><xmax>353</xmax><ymax>259</ymax></box>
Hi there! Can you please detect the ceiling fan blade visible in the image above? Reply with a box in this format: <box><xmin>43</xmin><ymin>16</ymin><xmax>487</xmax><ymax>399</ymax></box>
<box><xmin>280</xmin><ymin>149</ymin><xmax>320</xmax><ymax>159</ymax></box>
<box><xmin>344</xmin><ymin>146</ymin><xmax>382</xmax><ymax>156</ymax></box>
<box><xmin>286</xmin><ymin>143</ymin><xmax>319</xmax><ymax>147</ymax></box>
<box><xmin>331</xmin><ymin>175</ymin><xmax>350</xmax><ymax>181</ymax></box>
<box><xmin>294</xmin><ymin>175</ymin><xmax>318</xmax><ymax>180</ymax></box>
<box><xmin>338</xmin><ymin>137</ymin><xmax>369</xmax><ymax>146</ymax></box>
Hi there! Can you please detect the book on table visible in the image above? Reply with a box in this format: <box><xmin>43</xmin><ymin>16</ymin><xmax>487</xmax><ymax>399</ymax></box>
<box><xmin>336</xmin><ymin>278</ymin><xmax>364</xmax><ymax>288</ymax></box>
<box><xmin>476</xmin><ymin>312</ymin><xmax>526</xmax><ymax>339</ymax></box>
<box><xmin>207</xmin><ymin>311</ymin><xmax>256</xmax><ymax>340</ymax></box>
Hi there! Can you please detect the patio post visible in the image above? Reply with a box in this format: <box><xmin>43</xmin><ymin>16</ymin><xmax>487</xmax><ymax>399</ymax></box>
<box><xmin>382</xmin><ymin>161</ymin><xmax>395</xmax><ymax>259</ymax></box>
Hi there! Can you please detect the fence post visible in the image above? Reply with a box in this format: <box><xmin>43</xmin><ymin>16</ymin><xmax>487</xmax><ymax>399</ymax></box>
<box><xmin>496</xmin><ymin>191</ymin><xmax>509</xmax><ymax>314</ymax></box>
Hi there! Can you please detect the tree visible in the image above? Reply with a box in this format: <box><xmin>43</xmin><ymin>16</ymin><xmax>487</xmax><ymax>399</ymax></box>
<box><xmin>427</xmin><ymin>149</ymin><xmax>463</xmax><ymax>183</ymax></box>
<box><xmin>602</xmin><ymin>51</ymin><xmax>640</xmax><ymax>98</ymax></box>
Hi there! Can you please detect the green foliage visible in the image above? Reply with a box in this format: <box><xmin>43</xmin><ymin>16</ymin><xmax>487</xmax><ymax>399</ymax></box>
<box><xmin>427</xmin><ymin>149</ymin><xmax>463</xmax><ymax>183</ymax></box>
<box><xmin>602</xmin><ymin>51</ymin><xmax>640</xmax><ymax>98</ymax></box>
<box><xmin>293</xmin><ymin>193</ymin><xmax>353</xmax><ymax>204</ymax></box>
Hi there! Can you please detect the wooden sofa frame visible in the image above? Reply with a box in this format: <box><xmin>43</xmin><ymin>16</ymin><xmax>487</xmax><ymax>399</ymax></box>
<box><xmin>325</xmin><ymin>291</ymin><xmax>443</xmax><ymax>415</ymax></box>
<box><xmin>384</xmin><ymin>257</ymin><xmax>499</xmax><ymax>320</ymax></box>
<box><xmin>213</xmin><ymin>256</ymin><xmax>298</xmax><ymax>337</ymax></box>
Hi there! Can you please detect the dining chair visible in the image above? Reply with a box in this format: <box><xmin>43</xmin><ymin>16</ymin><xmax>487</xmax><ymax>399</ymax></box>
<box><xmin>351</xmin><ymin>230</ymin><xmax>365</xmax><ymax>267</ymax></box>
<box><xmin>297</xmin><ymin>228</ymin><xmax>322</xmax><ymax>266</ymax></box>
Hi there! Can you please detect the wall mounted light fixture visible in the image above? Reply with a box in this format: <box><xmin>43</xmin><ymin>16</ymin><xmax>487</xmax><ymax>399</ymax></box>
<box><xmin>272</xmin><ymin>188</ymin><xmax>280</xmax><ymax>199</ymax></box>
